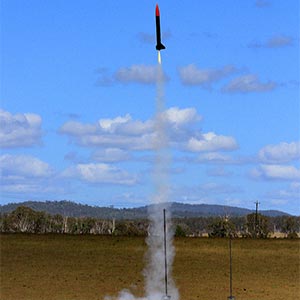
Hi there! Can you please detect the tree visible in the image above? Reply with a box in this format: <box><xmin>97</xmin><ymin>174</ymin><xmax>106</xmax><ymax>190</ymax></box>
<box><xmin>10</xmin><ymin>206</ymin><xmax>37</xmax><ymax>233</ymax></box>
<box><xmin>175</xmin><ymin>225</ymin><xmax>186</xmax><ymax>237</ymax></box>
<box><xmin>34</xmin><ymin>211</ymin><xmax>50</xmax><ymax>233</ymax></box>
<box><xmin>281</xmin><ymin>217</ymin><xmax>299</xmax><ymax>238</ymax></box>
<box><xmin>50</xmin><ymin>214</ymin><xmax>64</xmax><ymax>233</ymax></box>
<box><xmin>0</xmin><ymin>213</ymin><xmax>13</xmax><ymax>232</ymax></box>
<box><xmin>208</xmin><ymin>217</ymin><xmax>236</xmax><ymax>238</ymax></box>
<box><xmin>245</xmin><ymin>213</ymin><xmax>270</xmax><ymax>238</ymax></box>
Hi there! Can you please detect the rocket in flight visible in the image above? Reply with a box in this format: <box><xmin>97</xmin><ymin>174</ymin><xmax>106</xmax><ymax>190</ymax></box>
<box><xmin>155</xmin><ymin>4</ymin><xmax>166</xmax><ymax>51</ymax></box>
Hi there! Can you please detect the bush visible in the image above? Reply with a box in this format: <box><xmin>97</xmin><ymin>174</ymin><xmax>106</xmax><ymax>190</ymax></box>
<box><xmin>175</xmin><ymin>225</ymin><xmax>186</xmax><ymax>237</ymax></box>
<box><xmin>287</xmin><ymin>232</ymin><xmax>299</xmax><ymax>239</ymax></box>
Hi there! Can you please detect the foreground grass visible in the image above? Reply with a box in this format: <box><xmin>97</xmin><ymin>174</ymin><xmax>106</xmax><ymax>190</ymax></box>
<box><xmin>0</xmin><ymin>234</ymin><xmax>299</xmax><ymax>300</ymax></box>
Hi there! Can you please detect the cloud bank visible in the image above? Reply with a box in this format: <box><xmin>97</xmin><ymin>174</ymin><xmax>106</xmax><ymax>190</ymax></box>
<box><xmin>59</xmin><ymin>107</ymin><xmax>237</xmax><ymax>154</ymax></box>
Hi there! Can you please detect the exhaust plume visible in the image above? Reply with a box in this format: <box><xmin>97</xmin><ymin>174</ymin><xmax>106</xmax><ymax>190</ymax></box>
<box><xmin>105</xmin><ymin>54</ymin><xmax>178</xmax><ymax>300</ymax></box>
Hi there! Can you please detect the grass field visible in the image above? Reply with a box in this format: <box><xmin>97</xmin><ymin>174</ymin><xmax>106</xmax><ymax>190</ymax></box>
<box><xmin>0</xmin><ymin>234</ymin><xmax>299</xmax><ymax>300</ymax></box>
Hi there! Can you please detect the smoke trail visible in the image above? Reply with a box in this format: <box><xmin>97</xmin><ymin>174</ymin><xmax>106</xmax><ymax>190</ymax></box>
<box><xmin>104</xmin><ymin>54</ymin><xmax>178</xmax><ymax>300</ymax></box>
<box><xmin>144</xmin><ymin>55</ymin><xmax>179</xmax><ymax>300</ymax></box>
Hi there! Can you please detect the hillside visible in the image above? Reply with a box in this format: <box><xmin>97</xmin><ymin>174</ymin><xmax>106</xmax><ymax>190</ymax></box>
<box><xmin>0</xmin><ymin>200</ymin><xmax>290</xmax><ymax>219</ymax></box>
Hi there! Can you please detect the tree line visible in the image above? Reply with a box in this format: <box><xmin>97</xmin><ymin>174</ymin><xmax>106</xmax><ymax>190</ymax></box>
<box><xmin>0</xmin><ymin>206</ymin><xmax>299</xmax><ymax>238</ymax></box>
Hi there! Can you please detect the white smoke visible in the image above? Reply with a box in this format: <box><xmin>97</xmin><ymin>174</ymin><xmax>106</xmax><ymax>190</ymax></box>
<box><xmin>105</xmin><ymin>57</ymin><xmax>179</xmax><ymax>300</ymax></box>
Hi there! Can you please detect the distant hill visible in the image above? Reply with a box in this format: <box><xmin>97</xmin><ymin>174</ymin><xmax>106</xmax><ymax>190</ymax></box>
<box><xmin>0</xmin><ymin>200</ymin><xmax>290</xmax><ymax>219</ymax></box>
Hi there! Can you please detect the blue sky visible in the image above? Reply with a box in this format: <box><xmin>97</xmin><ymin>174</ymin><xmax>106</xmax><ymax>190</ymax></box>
<box><xmin>1</xmin><ymin>0</ymin><xmax>299</xmax><ymax>214</ymax></box>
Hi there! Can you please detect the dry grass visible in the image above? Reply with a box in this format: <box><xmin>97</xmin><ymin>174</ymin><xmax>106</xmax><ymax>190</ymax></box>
<box><xmin>0</xmin><ymin>234</ymin><xmax>299</xmax><ymax>300</ymax></box>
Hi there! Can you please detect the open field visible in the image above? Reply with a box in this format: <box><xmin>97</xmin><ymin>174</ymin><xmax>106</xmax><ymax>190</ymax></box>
<box><xmin>1</xmin><ymin>234</ymin><xmax>299</xmax><ymax>300</ymax></box>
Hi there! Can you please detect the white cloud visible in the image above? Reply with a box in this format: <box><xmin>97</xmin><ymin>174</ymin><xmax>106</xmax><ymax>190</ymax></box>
<box><xmin>0</xmin><ymin>154</ymin><xmax>52</xmax><ymax>179</ymax></box>
<box><xmin>115</xmin><ymin>65</ymin><xmax>168</xmax><ymax>84</ymax></box>
<box><xmin>251</xmin><ymin>164</ymin><xmax>300</xmax><ymax>181</ymax></box>
<box><xmin>0</xmin><ymin>154</ymin><xmax>58</xmax><ymax>195</ymax></box>
<box><xmin>178</xmin><ymin>64</ymin><xmax>237</xmax><ymax>87</ymax></box>
<box><xmin>59</xmin><ymin>107</ymin><xmax>208</xmax><ymax>152</ymax></box>
<box><xmin>62</xmin><ymin>163</ymin><xmax>137</xmax><ymax>185</ymax></box>
<box><xmin>99</xmin><ymin>114</ymin><xmax>132</xmax><ymax>132</ymax></box>
<box><xmin>258</xmin><ymin>141</ymin><xmax>300</xmax><ymax>164</ymax></box>
<box><xmin>187</xmin><ymin>132</ymin><xmax>238</xmax><ymax>152</ymax></box>
<box><xmin>0</xmin><ymin>109</ymin><xmax>42</xmax><ymax>148</ymax></box>
<box><xmin>223</xmin><ymin>74</ymin><xmax>277</xmax><ymax>93</ymax></box>
<box><xmin>59</xmin><ymin>113</ymin><xmax>154</xmax><ymax>150</ymax></box>
<box><xmin>163</xmin><ymin>107</ymin><xmax>201</xmax><ymax>126</ymax></box>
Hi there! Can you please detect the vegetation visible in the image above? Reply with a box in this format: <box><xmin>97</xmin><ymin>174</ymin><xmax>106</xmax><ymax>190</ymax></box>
<box><xmin>1</xmin><ymin>234</ymin><xmax>299</xmax><ymax>300</ymax></box>
<box><xmin>1</xmin><ymin>206</ymin><xmax>299</xmax><ymax>238</ymax></box>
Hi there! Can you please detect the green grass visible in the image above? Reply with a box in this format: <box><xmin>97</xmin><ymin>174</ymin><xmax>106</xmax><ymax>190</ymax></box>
<box><xmin>1</xmin><ymin>234</ymin><xmax>299</xmax><ymax>300</ymax></box>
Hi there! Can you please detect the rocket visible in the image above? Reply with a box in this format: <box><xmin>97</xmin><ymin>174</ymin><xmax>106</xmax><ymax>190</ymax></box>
<box><xmin>155</xmin><ymin>4</ymin><xmax>166</xmax><ymax>51</ymax></box>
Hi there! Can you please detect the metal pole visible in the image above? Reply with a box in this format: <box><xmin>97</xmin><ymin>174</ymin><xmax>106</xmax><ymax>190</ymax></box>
<box><xmin>255</xmin><ymin>201</ymin><xmax>260</xmax><ymax>237</ymax></box>
<box><xmin>163</xmin><ymin>209</ymin><xmax>168</xmax><ymax>296</ymax></box>
<box><xmin>229</xmin><ymin>237</ymin><xmax>232</xmax><ymax>298</ymax></box>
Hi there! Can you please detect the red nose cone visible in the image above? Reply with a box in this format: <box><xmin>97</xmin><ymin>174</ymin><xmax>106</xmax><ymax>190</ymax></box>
<box><xmin>156</xmin><ymin>4</ymin><xmax>160</xmax><ymax>16</ymax></box>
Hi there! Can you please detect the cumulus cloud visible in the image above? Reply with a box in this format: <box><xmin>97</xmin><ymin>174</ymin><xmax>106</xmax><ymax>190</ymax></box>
<box><xmin>162</xmin><ymin>107</ymin><xmax>201</xmax><ymax>127</ymax></box>
<box><xmin>59</xmin><ymin>107</ymin><xmax>238</xmax><ymax>154</ymax></box>
<box><xmin>99</xmin><ymin>114</ymin><xmax>132</xmax><ymax>132</ymax></box>
<box><xmin>0</xmin><ymin>109</ymin><xmax>42</xmax><ymax>148</ymax></box>
<box><xmin>222</xmin><ymin>74</ymin><xmax>277</xmax><ymax>93</ymax></box>
<box><xmin>62</xmin><ymin>163</ymin><xmax>137</xmax><ymax>185</ymax></box>
<box><xmin>258</xmin><ymin>141</ymin><xmax>300</xmax><ymax>164</ymax></box>
<box><xmin>0</xmin><ymin>154</ymin><xmax>57</xmax><ymax>195</ymax></box>
<box><xmin>251</xmin><ymin>164</ymin><xmax>300</xmax><ymax>181</ymax></box>
<box><xmin>115</xmin><ymin>65</ymin><xmax>168</xmax><ymax>84</ymax></box>
<box><xmin>248</xmin><ymin>35</ymin><xmax>294</xmax><ymax>48</ymax></box>
<box><xmin>178</xmin><ymin>64</ymin><xmax>238</xmax><ymax>87</ymax></box>
<box><xmin>0</xmin><ymin>154</ymin><xmax>53</xmax><ymax>179</ymax></box>
<box><xmin>59</xmin><ymin>114</ymin><xmax>155</xmax><ymax>150</ymax></box>
<box><xmin>59</xmin><ymin>107</ymin><xmax>203</xmax><ymax>151</ymax></box>
<box><xmin>187</xmin><ymin>132</ymin><xmax>238</xmax><ymax>152</ymax></box>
